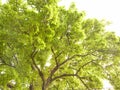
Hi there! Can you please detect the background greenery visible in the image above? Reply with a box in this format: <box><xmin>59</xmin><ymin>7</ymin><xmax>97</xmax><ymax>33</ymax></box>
<box><xmin>0</xmin><ymin>0</ymin><xmax>120</xmax><ymax>90</ymax></box>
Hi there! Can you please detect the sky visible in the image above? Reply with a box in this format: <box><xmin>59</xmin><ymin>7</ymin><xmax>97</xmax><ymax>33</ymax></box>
<box><xmin>1</xmin><ymin>0</ymin><xmax>120</xmax><ymax>36</ymax></box>
<box><xmin>0</xmin><ymin>0</ymin><xmax>116</xmax><ymax>89</ymax></box>
<box><xmin>58</xmin><ymin>0</ymin><xmax>116</xmax><ymax>89</ymax></box>
<box><xmin>58</xmin><ymin>0</ymin><xmax>120</xmax><ymax>36</ymax></box>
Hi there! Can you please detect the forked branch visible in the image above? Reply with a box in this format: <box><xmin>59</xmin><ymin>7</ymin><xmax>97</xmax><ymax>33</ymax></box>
<box><xmin>30</xmin><ymin>46</ymin><xmax>45</xmax><ymax>88</ymax></box>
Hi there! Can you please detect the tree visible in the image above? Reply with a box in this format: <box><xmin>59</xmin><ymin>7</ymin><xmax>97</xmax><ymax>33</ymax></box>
<box><xmin>0</xmin><ymin>0</ymin><xmax>120</xmax><ymax>90</ymax></box>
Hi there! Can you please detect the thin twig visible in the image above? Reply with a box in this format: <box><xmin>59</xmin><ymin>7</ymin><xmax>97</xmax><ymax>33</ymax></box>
<box><xmin>51</xmin><ymin>73</ymin><xmax>89</xmax><ymax>89</ymax></box>
<box><xmin>51</xmin><ymin>47</ymin><xmax>58</xmax><ymax>66</ymax></box>
<box><xmin>51</xmin><ymin>73</ymin><xmax>86</xmax><ymax>82</ymax></box>
<box><xmin>7</xmin><ymin>43</ymin><xmax>18</xmax><ymax>64</ymax></box>
<box><xmin>76</xmin><ymin>59</ymin><xmax>97</xmax><ymax>75</ymax></box>
<box><xmin>76</xmin><ymin>75</ymin><xmax>90</xmax><ymax>89</ymax></box>
<box><xmin>0</xmin><ymin>57</ymin><xmax>15</xmax><ymax>68</ymax></box>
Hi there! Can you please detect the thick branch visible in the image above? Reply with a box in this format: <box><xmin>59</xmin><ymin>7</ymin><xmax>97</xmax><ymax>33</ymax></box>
<box><xmin>48</xmin><ymin>53</ymin><xmax>90</xmax><ymax>81</ymax></box>
<box><xmin>46</xmin><ymin>52</ymin><xmax>92</xmax><ymax>88</ymax></box>
<box><xmin>31</xmin><ymin>56</ymin><xmax>44</xmax><ymax>81</ymax></box>
<box><xmin>45</xmin><ymin>48</ymin><xmax>63</xmax><ymax>86</ymax></box>
<box><xmin>30</xmin><ymin>47</ymin><xmax>45</xmax><ymax>88</ymax></box>
<box><xmin>51</xmin><ymin>73</ymin><xmax>89</xmax><ymax>89</ymax></box>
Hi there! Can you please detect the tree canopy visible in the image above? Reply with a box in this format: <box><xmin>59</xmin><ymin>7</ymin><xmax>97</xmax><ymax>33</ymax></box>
<box><xmin>0</xmin><ymin>0</ymin><xmax>120</xmax><ymax>90</ymax></box>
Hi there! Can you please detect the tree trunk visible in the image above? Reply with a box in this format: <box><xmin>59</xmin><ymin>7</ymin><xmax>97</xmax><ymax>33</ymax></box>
<box><xmin>29</xmin><ymin>82</ymin><xmax>34</xmax><ymax>90</ymax></box>
<box><xmin>42</xmin><ymin>82</ymin><xmax>49</xmax><ymax>90</ymax></box>
<box><xmin>42</xmin><ymin>83</ymin><xmax>46</xmax><ymax>90</ymax></box>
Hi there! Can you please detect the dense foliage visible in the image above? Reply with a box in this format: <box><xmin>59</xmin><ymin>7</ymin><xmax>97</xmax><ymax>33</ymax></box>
<box><xmin>0</xmin><ymin>0</ymin><xmax>120</xmax><ymax>90</ymax></box>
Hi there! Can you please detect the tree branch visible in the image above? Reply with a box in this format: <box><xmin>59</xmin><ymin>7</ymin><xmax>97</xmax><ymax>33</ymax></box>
<box><xmin>0</xmin><ymin>63</ymin><xmax>15</xmax><ymax>68</ymax></box>
<box><xmin>47</xmin><ymin>53</ymin><xmax>90</xmax><ymax>83</ymax></box>
<box><xmin>76</xmin><ymin>75</ymin><xmax>90</xmax><ymax>89</ymax></box>
<box><xmin>30</xmin><ymin>46</ymin><xmax>45</xmax><ymax>89</ymax></box>
<box><xmin>46</xmin><ymin>52</ymin><xmax>92</xmax><ymax>88</ymax></box>
<box><xmin>59</xmin><ymin>53</ymin><xmax>90</xmax><ymax>67</ymax></box>
<box><xmin>51</xmin><ymin>47</ymin><xmax>59</xmax><ymax>66</ymax></box>
<box><xmin>0</xmin><ymin>57</ymin><xmax>15</xmax><ymax>68</ymax></box>
<box><xmin>76</xmin><ymin>59</ymin><xmax>97</xmax><ymax>75</ymax></box>
<box><xmin>45</xmin><ymin>48</ymin><xmax>63</xmax><ymax>87</ymax></box>
<box><xmin>51</xmin><ymin>73</ymin><xmax>89</xmax><ymax>89</ymax></box>
<box><xmin>51</xmin><ymin>73</ymin><xmax>85</xmax><ymax>82</ymax></box>
<box><xmin>7</xmin><ymin>43</ymin><xmax>18</xmax><ymax>64</ymax></box>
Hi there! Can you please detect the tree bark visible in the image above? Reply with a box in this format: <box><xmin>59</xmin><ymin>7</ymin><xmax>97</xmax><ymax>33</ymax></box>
<box><xmin>29</xmin><ymin>82</ymin><xmax>34</xmax><ymax>90</ymax></box>
<box><xmin>42</xmin><ymin>81</ymin><xmax>50</xmax><ymax>90</ymax></box>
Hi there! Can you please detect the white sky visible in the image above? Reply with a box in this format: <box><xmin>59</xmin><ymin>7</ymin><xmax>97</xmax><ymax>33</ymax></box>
<box><xmin>59</xmin><ymin>0</ymin><xmax>116</xmax><ymax>89</ymax></box>
<box><xmin>1</xmin><ymin>0</ymin><xmax>120</xmax><ymax>36</ymax></box>
<box><xmin>58</xmin><ymin>0</ymin><xmax>120</xmax><ymax>36</ymax></box>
